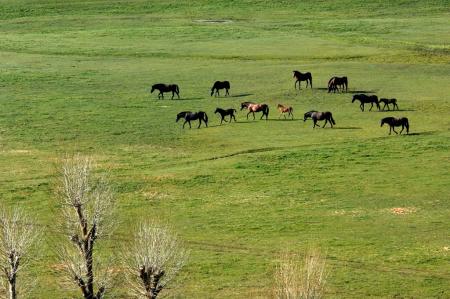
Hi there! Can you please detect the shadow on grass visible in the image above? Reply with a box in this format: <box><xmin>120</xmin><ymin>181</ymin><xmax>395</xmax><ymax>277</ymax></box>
<box><xmin>230</xmin><ymin>93</ymin><xmax>253</xmax><ymax>98</ymax></box>
<box><xmin>376</xmin><ymin>109</ymin><xmax>416</xmax><ymax>112</ymax></box>
<box><xmin>333</xmin><ymin>126</ymin><xmax>363</xmax><ymax>130</ymax></box>
<box><xmin>314</xmin><ymin>88</ymin><xmax>377</xmax><ymax>94</ymax></box>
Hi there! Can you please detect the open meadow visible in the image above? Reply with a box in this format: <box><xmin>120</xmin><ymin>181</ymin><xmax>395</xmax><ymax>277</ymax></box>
<box><xmin>0</xmin><ymin>0</ymin><xmax>449</xmax><ymax>298</ymax></box>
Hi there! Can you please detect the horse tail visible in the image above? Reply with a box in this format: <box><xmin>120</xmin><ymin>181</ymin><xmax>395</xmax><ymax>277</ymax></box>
<box><xmin>309</xmin><ymin>75</ymin><xmax>313</xmax><ymax>88</ymax></box>
<box><xmin>204</xmin><ymin>112</ymin><xmax>208</xmax><ymax>124</ymax></box>
<box><xmin>330</xmin><ymin>113</ymin><xmax>336</xmax><ymax>125</ymax></box>
<box><xmin>175</xmin><ymin>84</ymin><xmax>179</xmax><ymax>94</ymax></box>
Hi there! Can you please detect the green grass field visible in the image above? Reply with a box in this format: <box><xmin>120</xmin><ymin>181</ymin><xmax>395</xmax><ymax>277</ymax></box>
<box><xmin>0</xmin><ymin>0</ymin><xmax>449</xmax><ymax>298</ymax></box>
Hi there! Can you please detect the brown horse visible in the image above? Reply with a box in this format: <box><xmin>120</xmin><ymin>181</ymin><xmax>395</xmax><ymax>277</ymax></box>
<box><xmin>328</xmin><ymin>76</ymin><xmax>348</xmax><ymax>93</ymax></box>
<box><xmin>304</xmin><ymin>110</ymin><xmax>336</xmax><ymax>128</ymax></box>
<box><xmin>379</xmin><ymin>98</ymin><xmax>399</xmax><ymax>111</ymax></box>
<box><xmin>381</xmin><ymin>117</ymin><xmax>409</xmax><ymax>135</ymax></box>
<box><xmin>240</xmin><ymin>102</ymin><xmax>269</xmax><ymax>120</ymax></box>
<box><xmin>293</xmin><ymin>71</ymin><xmax>312</xmax><ymax>89</ymax></box>
<box><xmin>277</xmin><ymin>104</ymin><xmax>294</xmax><ymax>119</ymax></box>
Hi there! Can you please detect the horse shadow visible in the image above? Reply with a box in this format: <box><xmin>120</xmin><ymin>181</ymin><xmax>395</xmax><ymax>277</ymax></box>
<box><xmin>332</xmin><ymin>126</ymin><xmax>362</xmax><ymax>130</ymax></box>
<box><xmin>403</xmin><ymin>131</ymin><xmax>435</xmax><ymax>136</ymax></box>
<box><xmin>376</xmin><ymin>109</ymin><xmax>416</xmax><ymax>112</ymax></box>
<box><xmin>175</xmin><ymin>97</ymin><xmax>203</xmax><ymax>101</ymax></box>
<box><xmin>230</xmin><ymin>93</ymin><xmax>253</xmax><ymax>98</ymax></box>
<box><xmin>347</xmin><ymin>90</ymin><xmax>377</xmax><ymax>94</ymax></box>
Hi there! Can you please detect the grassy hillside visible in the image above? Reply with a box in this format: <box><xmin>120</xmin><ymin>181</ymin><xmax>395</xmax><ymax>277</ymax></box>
<box><xmin>0</xmin><ymin>0</ymin><xmax>449</xmax><ymax>298</ymax></box>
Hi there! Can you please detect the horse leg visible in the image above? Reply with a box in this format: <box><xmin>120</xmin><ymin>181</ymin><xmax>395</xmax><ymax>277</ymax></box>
<box><xmin>198</xmin><ymin>119</ymin><xmax>201</xmax><ymax>128</ymax></box>
<box><xmin>369</xmin><ymin>103</ymin><xmax>373</xmax><ymax>111</ymax></box>
<box><xmin>171</xmin><ymin>91</ymin><xmax>174</xmax><ymax>100</ymax></box>
<box><xmin>394</xmin><ymin>103</ymin><xmax>399</xmax><ymax>110</ymax></box>
<box><xmin>291</xmin><ymin>112</ymin><xmax>294</xmax><ymax>119</ymax></box>
<box><xmin>232</xmin><ymin>115</ymin><xmax>236</xmax><ymax>122</ymax></box>
<box><xmin>389</xmin><ymin>126</ymin><xmax>392</xmax><ymax>135</ymax></box>
<box><xmin>226</xmin><ymin>89</ymin><xmax>229</xmax><ymax>96</ymax></box>
<box><xmin>392</xmin><ymin>127</ymin><xmax>398</xmax><ymax>134</ymax></box>
<box><xmin>399</xmin><ymin>125</ymin><xmax>404</xmax><ymax>134</ymax></box>
<box><xmin>360</xmin><ymin>103</ymin><xmax>364</xmax><ymax>112</ymax></box>
<box><xmin>323</xmin><ymin>119</ymin><xmax>328</xmax><ymax>128</ymax></box>
<box><xmin>253</xmin><ymin>112</ymin><xmax>256</xmax><ymax>120</ymax></box>
<box><xmin>183</xmin><ymin>120</ymin><xmax>188</xmax><ymax>129</ymax></box>
<box><xmin>284</xmin><ymin>114</ymin><xmax>287</xmax><ymax>119</ymax></box>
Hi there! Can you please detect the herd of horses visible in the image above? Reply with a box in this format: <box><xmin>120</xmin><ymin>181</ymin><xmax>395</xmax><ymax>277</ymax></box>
<box><xmin>153</xmin><ymin>70</ymin><xmax>410</xmax><ymax>135</ymax></box>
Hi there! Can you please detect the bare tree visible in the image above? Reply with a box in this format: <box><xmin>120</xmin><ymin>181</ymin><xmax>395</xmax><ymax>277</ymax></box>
<box><xmin>56</xmin><ymin>155</ymin><xmax>115</xmax><ymax>299</ymax></box>
<box><xmin>274</xmin><ymin>249</ymin><xmax>327</xmax><ymax>299</ymax></box>
<box><xmin>124</xmin><ymin>221</ymin><xmax>188</xmax><ymax>299</ymax></box>
<box><xmin>0</xmin><ymin>207</ymin><xmax>37</xmax><ymax>299</ymax></box>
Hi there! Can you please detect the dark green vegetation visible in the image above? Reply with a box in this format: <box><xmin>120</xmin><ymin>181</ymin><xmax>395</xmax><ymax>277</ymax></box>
<box><xmin>0</xmin><ymin>0</ymin><xmax>449</xmax><ymax>297</ymax></box>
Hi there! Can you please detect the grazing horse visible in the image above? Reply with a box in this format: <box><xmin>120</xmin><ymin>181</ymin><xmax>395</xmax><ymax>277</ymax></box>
<box><xmin>211</xmin><ymin>81</ymin><xmax>231</xmax><ymax>96</ymax></box>
<box><xmin>303</xmin><ymin>110</ymin><xmax>336</xmax><ymax>128</ymax></box>
<box><xmin>151</xmin><ymin>83</ymin><xmax>180</xmax><ymax>99</ymax></box>
<box><xmin>352</xmin><ymin>94</ymin><xmax>380</xmax><ymax>111</ymax></box>
<box><xmin>379</xmin><ymin>98</ymin><xmax>399</xmax><ymax>111</ymax></box>
<box><xmin>176</xmin><ymin>111</ymin><xmax>208</xmax><ymax>129</ymax></box>
<box><xmin>214</xmin><ymin>108</ymin><xmax>237</xmax><ymax>124</ymax></box>
<box><xmin>277</xmin><ymin>104</ymin><xmax>294</xmax><ymax>119</ymax></box>
<box><xmin>240</xmin><ymin>102</ymin><xmax>269</xmax><ymax>120</ymax></box>
<box><xmin>381</xmin><ymin>117</ymin><xmax>409</xmax><ymax>135</ymax></box>
<box><xmin>293</xmin><ymin>71</ymin><xmax>313</xmax><ymax>89</ymax></box>
<box><xmin>328</xmin><ymin>76</ymin><xmax>348</xmax><ymax>93</ymax></box>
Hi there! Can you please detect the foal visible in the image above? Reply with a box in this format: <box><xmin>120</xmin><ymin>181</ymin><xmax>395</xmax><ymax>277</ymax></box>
<box><xmin>214</xmin><ymin>108</ymin><xmax>237</xmax><ymax>124</ymax></box>
<box><xmin>379</xmin><ymin>98</ymin><xmax>399</xmax><ymax>111</ymax></box>
<box><xmin>277</xmin><ymin>104</ymin><xmax>294</xmax><ymax>119</ymax></box>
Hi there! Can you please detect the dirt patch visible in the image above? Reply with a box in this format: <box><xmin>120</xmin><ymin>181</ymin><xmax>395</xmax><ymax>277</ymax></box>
<box><xmin>195</xmin><ymin>19</ymin><xmax>233</xmax><ymax>24</ymax></box>
<box><xmin>390</xmin><ymin>207</ymin><xmax>417</xmax><ymax>215</ymax></box>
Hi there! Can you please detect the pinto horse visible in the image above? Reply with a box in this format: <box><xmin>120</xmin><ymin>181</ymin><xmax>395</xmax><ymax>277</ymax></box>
<box><xmin>293</xmin><ymin>71</ymin><xmax>313</xmax><ymax>89</ymax></box>
<box><xmin>352</xmin><ymin>94</ymin><xmax>380</xmax><ymax>111</ymax></box>
<box><xmin>328</xmin><ymin>76</ymin><xmax>348</xmax><ymax>93</ymax></box>
<box><xmin>240</xmin><ymin>102</ymin><xmax>269</xmax><ymax>120</ymax></box>
<box><xmin>304</xmin><ymin>110</ymin><xmax>336</xmax><ymax>128</ymax></box>
<box><xmin>381</xmin><ymin>117</ymin><xmax>409</xmax><ymax>135</ymax></box>
<box><xmin>176</xmin><ymin>111</ymin><xmax>208</xmax><ymax>129</ymax></box>
<box><xmin>211</xmin><ymin>81</ymin><xmax>230</xmax><ymax>96</ymax></box>
<box><xmin>379</xmin><ymin>98</ymin><xmax>399</xmax><ymax>111</ymax></box>
<box><xmin>277</xmin><ymin>104</ymin><xmax>294</xmax><ymax>119</ymax></box>
<box><xmin>214</xmin><ymin>108</ymin><xmax>237</xmax><ymax>124</ymax></box>
<box><xmin>151</xmin><ymin>83</ymin><xmax>180</xmax><ymax>99</ymax></box>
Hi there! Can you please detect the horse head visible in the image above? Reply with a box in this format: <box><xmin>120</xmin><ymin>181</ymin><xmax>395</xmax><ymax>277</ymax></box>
<box><xmin>240</xmin><ymin>103</ymin><xmax>248</xmax><ymax>111</ymax></box>
<box><xmin>214</xmin><ymin>108</ymin><xmax>220</xmax><ymax>114</ymax></box>
<box><xmin>293</xmin><ymin>71</ymin><xmax>298</xmax><ymax>78</ymax></box>
<box><xmin>352</xmin><ymin>95</ymin><xmax>358</xmax><ymax>102</ymax></box>
<box><xmin>150</xmin><ymin>85</ymin><xmax>155</xmax><ymax>93</ymax></box>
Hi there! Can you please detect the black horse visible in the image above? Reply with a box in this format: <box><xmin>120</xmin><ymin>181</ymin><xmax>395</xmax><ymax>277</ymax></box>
<box><xmin>176</xmin><ymin>111</ymin><xmax>192</xmax><ymax>122</ymax></box>
<box><xmin>379</xmin><ymin>98</ymin><xmax>399</xmax><ymax>111</ymax></box>
<box><xmin>328</xmin><ymin>76</ymin><xmax>348</xmax><ymax>93</ymax></box>
<box><xmin>293</xmin><ymin>70</ymin><xmax>313</xmax><ymax>89</ymax></box>
<box><xmin>381</xmin><ymin>117</ymin><xmax>409</xmax><ymax>135</ymax></box>
<box><xmin>352</xmin><ymin>94</ymin><xmax>380</xmax><ymax>111</ymax></box>
<box><xmin>151</xmin><ymin>83</ymin><xmax>180</xmax><ymax>99</ymax></box>
<box><xmin>304</xmin><ymin>110</ymin><xmax>336</xmax><ymax>128</ymax></box>
<box><xmin>211</xmin><ymin>81</ymin><xmax>231</xmax><ymax>96</ymax></box>
<box><xmin>176</xmin><ymin>111</ymin><xmax>208</xmax><ymax>129</ymax></box>
<box><xmin>214</xmin><ymin>108</ymin><xmax>237</xmax><ymax>124</ymax></box>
